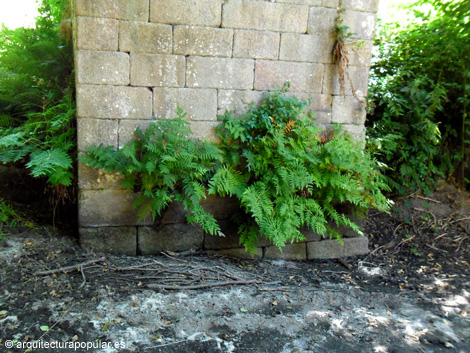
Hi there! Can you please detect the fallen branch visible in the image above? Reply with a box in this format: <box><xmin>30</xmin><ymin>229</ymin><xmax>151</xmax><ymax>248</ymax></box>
<box><xmin>414</xmin><ymin>208</ymin><xmax>437</xmax><ymax>226</ymax></box>
<box><xmin>115</xmin><ymin>260</ymin><xmax>168</xmax><ymax>271</ymax></box>
<box><xmin>425</xmin><ymin>243</ymin><xmax>447</xmax><ymax>253</ymax></box>
<box><xmin>449</xmin><ymin>216</ymin><xmax>470</xmax><ymax>224</ymax></box>
<box><xmin>416</xmin><ymin>195</ymin><xmax>441</xmax><ymax>203</ymax></box>
<box><xmin>34</xmin><ymin>257</ymin><xmax>106</xmax><ymax>276</ymax></box>
<box><xmin>337</xmin><ymin>258</ymin><xmax>353</xmax><ymax>270</ymax></box>
<box><xmin>145</xmin><ymin>339</ymin><xmax>186</xmax><ymax>350</ymax></box>
<box><xmin>147</xmin><ymin>280</ymin><xmax>257</xmax><ymax>290</ymax></box>
<box><xmin>79</xmin><ymin>265</ymin><xmax>87</xmax><ymax>288</ymax></box>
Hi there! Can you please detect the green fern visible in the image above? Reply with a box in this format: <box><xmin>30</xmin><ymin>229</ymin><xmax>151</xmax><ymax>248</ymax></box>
<box><xmin>83</xmin><ymin>88</ymin><xmax>391</xmax><ymax>254</ymax></box>
<box><xmin>212</xmin><ymin>86</ymin><xmax>391</xmax><ymax>252</ymax></box>
<box><xmin>81</xmin><ymin>111</ymin><xmax>224</xmax><ymax>235</ymax></box>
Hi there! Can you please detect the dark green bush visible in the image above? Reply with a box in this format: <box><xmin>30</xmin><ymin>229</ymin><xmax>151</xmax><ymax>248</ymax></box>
<box><xmin>0</xmin><ymin>0</ymin><xmax>75</xmax><ymax>187</ymax></box>
<box><xmin>367</xmin><ymin>0</ymin><xmax>470</xmax><ymax>193</ymax></box>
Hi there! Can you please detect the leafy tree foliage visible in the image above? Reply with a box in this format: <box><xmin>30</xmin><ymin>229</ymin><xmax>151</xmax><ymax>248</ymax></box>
<box><xmin>0</xmin><ymin>0</ymin><xmax>75</xmax><ymax>187</ymax></box>
<box><xmin>367</xmin><ymin>0</ymin><xmax>470</xmax><ymax>193</ymax></box>
<box><xmin>83</xmin><ymin>89</ymin><xmax>390</xmax><ymax>254</ymax></box>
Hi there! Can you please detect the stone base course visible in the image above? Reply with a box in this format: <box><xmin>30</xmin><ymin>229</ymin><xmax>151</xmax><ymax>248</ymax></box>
<box><xmin>79</xmin><ymin>221</ymin><xmax>369</xmax><ymax>260</ymax></box>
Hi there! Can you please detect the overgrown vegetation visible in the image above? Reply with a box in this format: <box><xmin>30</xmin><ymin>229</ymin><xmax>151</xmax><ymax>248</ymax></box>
<box><xmin>83</xmin><ymin>87</ymin><xmax>390</xmax><ymax>253</ymax></box>
<box><xmin>81</xmin><ymin>108</ymin><xmax>225</xmax><ymax>236</ymax></box>
<box><xmin>0</xmin><ymin>198</ymin><xmax>17</xmax><ymax>239</ymax></box>
<box><xmin>367</xmin><ymin>0</ymin><xmax>470</xmax><ymax>194</ymax></box>
<box><xmin>0</xmin><ymin>0</ymin><xmax>75</xmax><ymax>188</ymax></box>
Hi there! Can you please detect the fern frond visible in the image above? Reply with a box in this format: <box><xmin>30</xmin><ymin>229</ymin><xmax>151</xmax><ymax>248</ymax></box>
<box><xmin>26</xmin><ymin>147</ymin><xmax>73</xmax><ymax>185</ymax></box>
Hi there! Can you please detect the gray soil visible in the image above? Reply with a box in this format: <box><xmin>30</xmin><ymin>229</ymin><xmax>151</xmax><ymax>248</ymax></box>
<box><xmin>1</xmin><ymin>182</ymin><xmax>470</xmax><ymax>353</ymax></box>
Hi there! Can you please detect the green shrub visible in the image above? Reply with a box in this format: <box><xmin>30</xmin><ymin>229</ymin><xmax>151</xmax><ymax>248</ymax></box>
<box><xmin>81</xmin><ymin>108</ymin><xmax>225</xmax><ymax>235</ymax></box>
<box><xmin>367</xmin><ymin>0</ymin><xmax>470</xmax><ymax>193</ymax></box>
<box><xmin>82</xmin><ymin>88</ymin><xmax>390</xmax><ymax>254</ymax></box>
<box><xmin>212</xmin><ymin>87</ymin><xmax>390</xmax><ymax>252</ymax></box>
<box><xmin>0</xmin><ymin>198</ymin><xmax>17</xmax><ymax>239</ymax></box>
<box><xmin>0</xmin><ymin>0</ymin><xmax>75</xmax><ymax>187</ymax></box>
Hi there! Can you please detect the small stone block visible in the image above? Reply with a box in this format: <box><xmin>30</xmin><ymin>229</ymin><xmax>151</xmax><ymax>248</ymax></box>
<box><xmin>76</xmin><ymin>50</ymin><xmax>129</xmax><ymax>85</ymax></box>
<box><xmin>153</xmin><ymin>88</ymin><xmax>218</xmax><ymax>121</ymax></box>
<box><xmin>307</xmin><ymin>236</ymin><xmax>369</xmax><ymax>259</ymax></box>
<box><xmin>150</xmin><ymin>0</ymin><xmax>223</xmax><ymax>26</ymax></box>
<box><xmin>233</xmin><ymin>30</ymin><xmax>280</xmax><ymax>60</ymax></box>
<box><xmin>130</xmin><ymin>53</ymin><xmax>185</xmax><ymax>87</ymax></box>
<box><xmin>75</xmin><ymin>0</ymin><xmax>149</xmax><ymax>21</ymax></box>
<box><xmin>119</xmin><ymin>21</ymin><xmax>172</xmax><ymax>54</ymax></box>
<box><xmin>346</xmin><ymin>40</ymin><xmax>373</xmax><ymax>67</ymax></box>
<box><xmin>77</xmin><ymin>84</ymin><xmax>152</xmax><ymax>119</ymax></box>
<box><xmin>186</xmin><ymin>57</ymin><xmax>254</xmax><ymax>90</ymax></box>
<box><xmin>174</xmin><ymin>26</ymin><xmax>233</xmax><ymax>57</ymax></box>
<box><xmin>79</xmin><ymin>227</ymin><xmax>137</xmax><ymax>255</ymax></box>
<box><xmin>307</xmin><ymin>7</ymin><xmax>337</xmax><ymax>37</ymax></box>
<box><xmin>118</xmin><ymin>120</ymin><xmax>152</xmax><ymax>148</ymax></box>
<box><xmin>222</xmin><ymin>0</ymin><xmax>309</xmax><ymax>33</ymax></box>
<box><xmin>79</xmin><ymin>190</ymin><xmax>153</xmax><ymax>227</ymax></box>
<box><xmin>76</xmin><ymin>17</ymin><xmax>119</xmax><ymax>51</ymax></box>
<box><xmin>254</xmin><ymin>60</ymin><xmax>323</xmax><ymax>93</ymax></box>
<box><xmin>217</xmin><ymin>90</ymin><xmax>265</xmax><ymax>117</ymax></box>
<box><xmin>138</xmin><ymin>224</ymin><xmax>204</xmax><ymax>255</ymax></box>
<box><xmin>78</xmin><ymin>160</ymin><xmax>124</xmax><ymax>190</ymax></box>
<box><xmin>341</xmin><ymin>10</ymin><xmax>377</xmax><ymax>39</ymax></box>
<box><xmin>265</xmin><ymin>243</ymin><xmax>307</xmax><ymax>260</ymax></box>
<box><xmin>77</xmin><ymin>118</ymin><xmax>118</xmax><ymax>151</ymax></box>
<box><xmin>322</xmin><ymin>64</ymin><xmax>370</xmax><ymax>97</ymax></box>
<box><xmin>280</xmin><ymin>33</ymin><xmax>334</xmax><ymax>64</ymax></box>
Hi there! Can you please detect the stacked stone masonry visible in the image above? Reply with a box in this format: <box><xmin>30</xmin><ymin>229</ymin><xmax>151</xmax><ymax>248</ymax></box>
<box><xmin>75</xmin><ymin>0</ymin><xmax>378</xmax><ymax>259</ymax></box>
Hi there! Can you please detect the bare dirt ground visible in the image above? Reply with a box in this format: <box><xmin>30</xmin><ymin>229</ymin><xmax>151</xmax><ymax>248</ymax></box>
<box><xmin>1</xmin><ymin>182</ymin><xmax>470</xmax><ymax>353</ymax></box>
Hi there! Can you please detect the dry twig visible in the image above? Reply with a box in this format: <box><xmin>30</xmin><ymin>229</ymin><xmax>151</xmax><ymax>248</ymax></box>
<box><xmin>34</xmin><ymin>257</ymin><xmax>106</xmax><ymax>276</ymax></box>
<box><xmin>147</xmin><ymin>280</ymin><xmax>258</xmax><ymax>290</ymax></box>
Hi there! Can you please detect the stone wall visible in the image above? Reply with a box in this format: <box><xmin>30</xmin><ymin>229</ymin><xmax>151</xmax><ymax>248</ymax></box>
<box><xmin>74</xmin><ymin>0</ymin><xmax>378</xmax><ymax>259</ymax></box>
